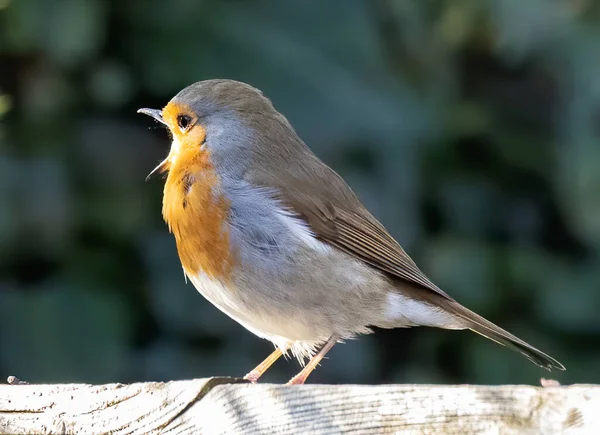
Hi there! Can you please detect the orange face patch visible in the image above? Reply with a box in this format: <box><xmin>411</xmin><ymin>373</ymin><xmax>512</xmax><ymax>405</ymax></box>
<box><xmin>161</xmin><ymin>102</ymin><xmax>233</xmax><ymax>281</ymax></box>
<box><xmin>160</xmin><ymin>102</ymin><xmax>206</xmax><ymax>166</ymax></box>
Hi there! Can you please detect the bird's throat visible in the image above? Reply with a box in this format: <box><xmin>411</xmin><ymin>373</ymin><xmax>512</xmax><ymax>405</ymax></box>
<box><xmin>162</xmin><ymin>153</ymin><xmax>233</xmax><ymax>281</ymax></box>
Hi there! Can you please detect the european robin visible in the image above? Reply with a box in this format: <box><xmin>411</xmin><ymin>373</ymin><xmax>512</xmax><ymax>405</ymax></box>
<box><xmin>138</xmin><ymin>79</ymin><xmax>565</xmax><ymax>384</ymax></box>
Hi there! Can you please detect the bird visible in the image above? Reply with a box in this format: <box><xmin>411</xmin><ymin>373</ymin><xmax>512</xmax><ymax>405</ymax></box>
<box><xmin>138</xmin><ymin>79</ymin><xmax>565</xmax><ymax>384</ymax></box>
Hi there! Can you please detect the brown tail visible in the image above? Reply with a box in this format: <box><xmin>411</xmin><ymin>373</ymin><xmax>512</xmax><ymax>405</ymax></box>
<box><xmin>448</xmin><ymin>302</ymin><xmax>565</xmax><ymax>371</ymax></box>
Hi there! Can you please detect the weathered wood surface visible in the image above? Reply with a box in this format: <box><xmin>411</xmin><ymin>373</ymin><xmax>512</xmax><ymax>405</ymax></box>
<box><xmin>0</xmin><ymin>377</ymin><xmax>598</xmax><ymax>434</ymax></box>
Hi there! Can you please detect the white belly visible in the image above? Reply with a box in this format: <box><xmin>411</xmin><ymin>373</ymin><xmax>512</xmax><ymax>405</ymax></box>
<box><xmin>187</xmin><ymin>272</ymin><xmax>319</xmax><ymax>353</ymax></box>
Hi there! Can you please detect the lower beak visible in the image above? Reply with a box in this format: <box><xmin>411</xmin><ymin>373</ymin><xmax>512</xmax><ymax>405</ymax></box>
<box><xmin>137</xmin><ymin>108</ymin><xmax>167</xmax><ymax>125</ymax></box>
<box><xmin>146</xmin><ymin>158</ymin><xmax>170</xmax><ymax>182</ymax></box>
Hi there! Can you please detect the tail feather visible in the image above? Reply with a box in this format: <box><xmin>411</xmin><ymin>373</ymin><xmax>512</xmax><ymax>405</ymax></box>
<box><xmin>448</xmin><ymin>303</ymin><xmax>565</xmax><ymax>371</ymax></box>
<box><xmin>395</xmin><ymin>285</ymin><xmax>565</xmax><ymax>371</ymax></box>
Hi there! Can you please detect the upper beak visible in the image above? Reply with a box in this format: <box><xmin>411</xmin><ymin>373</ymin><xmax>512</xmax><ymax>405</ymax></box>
<box><xmin>137</xmin><ymin>108</ymin><xmax>167</xmax><ymax>125</ymax></box>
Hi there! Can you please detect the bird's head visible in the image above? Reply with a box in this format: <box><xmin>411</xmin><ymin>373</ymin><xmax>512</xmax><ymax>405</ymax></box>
<box><xmin>138</xmin><ymin>79</ymin><xmax>291</xmax><ymax>182</ymax></box>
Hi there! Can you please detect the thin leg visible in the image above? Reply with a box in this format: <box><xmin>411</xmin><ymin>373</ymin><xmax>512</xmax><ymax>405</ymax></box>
<box><xmin>244</xmin><ymin>347</ymin><xmax>284</xmax><ymax>383</ymax></box>
<box><xmin>287</xmin><ymin>336</ymin><xmax>338</xmax><ymax>385</ymax></box>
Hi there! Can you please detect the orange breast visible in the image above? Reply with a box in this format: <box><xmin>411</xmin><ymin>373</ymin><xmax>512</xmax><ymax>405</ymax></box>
<box><xmin>162</xmin><ymin>148</ymin><xmax>233</xmax><ymax>280</ymax></box>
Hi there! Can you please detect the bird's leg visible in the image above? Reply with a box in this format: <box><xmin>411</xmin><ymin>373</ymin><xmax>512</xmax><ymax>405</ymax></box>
<box><xmin>287</xmin><ymin>336</ymin><xmax>338</xmax><ymax>385</ymax></box>
<box><xmin>244</xmin><ymin>347</ymin><xmax>285</xmax><ymax>383</ymax></box>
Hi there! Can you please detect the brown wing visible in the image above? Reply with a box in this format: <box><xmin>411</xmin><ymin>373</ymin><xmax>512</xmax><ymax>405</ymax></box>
<box><xmin>285</xmin><ymin>190</ymin><xmax>451</xmax><ymax>300</ymax></box>
<box><xmin>247</xmin><ymin>150</ymin><xmax>452</xmax><ymax>301</ymax></box>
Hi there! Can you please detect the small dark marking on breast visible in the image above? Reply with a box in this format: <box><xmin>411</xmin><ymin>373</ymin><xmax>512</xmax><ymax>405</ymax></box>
<box><xmin>183</xmin><ymin>173</ymin><xmax>194</xmax><ymax>194</ymax></box>
<box><xmin>182</xmin><ymin>173</ymin><xmax>194</xmax><ymax>209</ymax></box>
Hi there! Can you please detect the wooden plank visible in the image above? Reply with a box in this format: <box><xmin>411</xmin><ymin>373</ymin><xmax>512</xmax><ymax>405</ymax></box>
<box><xmin>0</xmin><ymin>377</ymin><xmax>244</xmax><ymax>434</ymax></box>
<box><xmin>0</xmin><ymin>378</ymin><xmax>598</xmax><ymax>434</ymax></box>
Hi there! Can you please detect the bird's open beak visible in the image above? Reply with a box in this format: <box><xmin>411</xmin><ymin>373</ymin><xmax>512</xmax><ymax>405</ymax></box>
<box><xmin>137</xmin><ymin>108</ymin><xmax>167</xmax><ymax>125</ymax></box>
<box><xmin>138</xmin><ymin>107</ymin><xmax>170</xmax><ymax>181</ymax></box>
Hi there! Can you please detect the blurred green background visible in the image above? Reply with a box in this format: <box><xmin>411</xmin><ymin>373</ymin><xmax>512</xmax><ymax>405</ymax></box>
<box><xmin>1</xmin><ymin>0</ymin><xmax>599</xmax><ymax>387</ymax></box>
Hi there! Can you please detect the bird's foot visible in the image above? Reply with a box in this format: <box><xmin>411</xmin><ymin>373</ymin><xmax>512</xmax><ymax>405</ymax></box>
<box><xmin>286</xmin><ymin>374</ymin><xmax>307</xmax><ymax>385</ymax></box>
<box><xmin>243</xmin><ymin>371</ymin><xmax>260</xmax><ymax>384</ymax></box>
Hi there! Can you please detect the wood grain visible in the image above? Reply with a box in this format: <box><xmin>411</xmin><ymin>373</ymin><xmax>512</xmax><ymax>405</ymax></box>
<box><xmin>0</xmin><ymin>378</ymin><xmax>597</xmax><ymax>434</ymax></box>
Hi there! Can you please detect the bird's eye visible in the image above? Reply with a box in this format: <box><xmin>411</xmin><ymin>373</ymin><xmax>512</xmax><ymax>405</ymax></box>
<box><xmin>177</xmin><ymin>114</ymin><xmax>192</xmax><ymax>131</ymax></box>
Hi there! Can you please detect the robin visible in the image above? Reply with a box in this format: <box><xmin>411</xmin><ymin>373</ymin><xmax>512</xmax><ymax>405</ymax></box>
<box><xmin>138</xmin><ymin>79</ymin><xmax>565</xmax><ymax>384</ymax></box>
